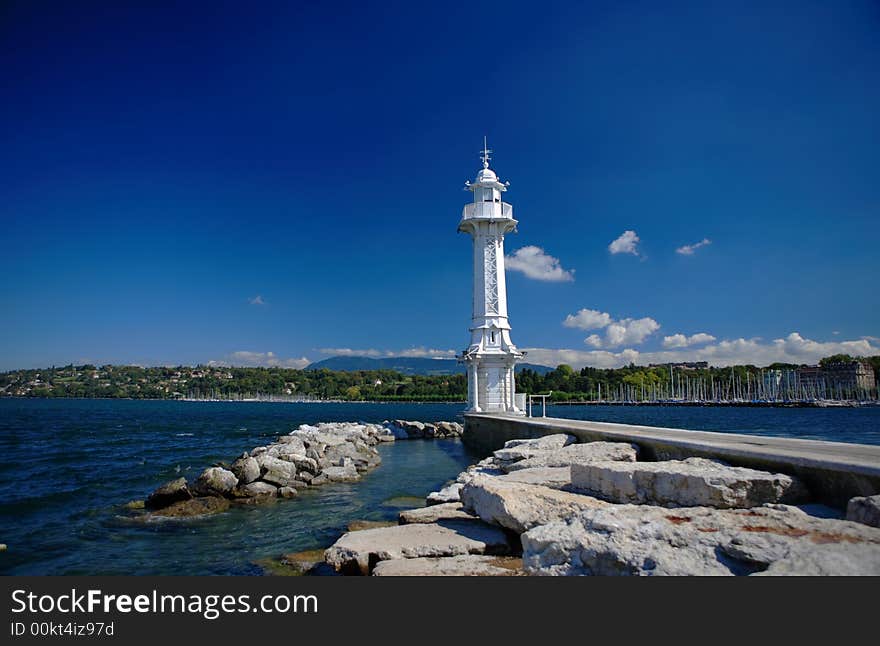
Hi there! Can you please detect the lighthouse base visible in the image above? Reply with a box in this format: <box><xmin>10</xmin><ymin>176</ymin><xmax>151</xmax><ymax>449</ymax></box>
<box><xmin>464</xmin><ymin>355</ymin><xmax>523</xmax><ymax>415</ymax></box>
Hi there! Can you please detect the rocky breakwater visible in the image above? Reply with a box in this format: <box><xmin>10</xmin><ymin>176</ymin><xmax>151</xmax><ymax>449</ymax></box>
<box><xmin>321</xmin><ymin>432</ymin><xmax>880</xmax><ymax>576</ymax></box>
<box><xmin>131</xmin><ymin>420</ymin><xmax>462</xmax><ymax>520</ymax></box>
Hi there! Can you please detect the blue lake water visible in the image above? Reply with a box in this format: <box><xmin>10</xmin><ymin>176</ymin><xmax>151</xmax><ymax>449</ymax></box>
<box><xmin>1</xmin><ymin>399</ymin><xmax>878</xmax><ymax>575</ymax></box>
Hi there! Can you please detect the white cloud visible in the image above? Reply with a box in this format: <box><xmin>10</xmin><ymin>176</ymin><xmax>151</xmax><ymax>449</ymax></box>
<box><xmin>248</xmin><ymin>295</ymin><xmax>266</xmax><ymax>305</ymax></box>
<box><xmin>602</xmin><ymin>317</ymin><xmax>661</xmax><ymax>347</ymax></box>
<box><xmin>676</xmin><ymin>238</ymin><xmax>712</xmax><ymax>255</ymax></box>
<box><xmin>563</xmin><ymin>308</ymin><xmax>612</xmax><ymax>331</ymax></box>
<box><xmin>563</xmin><ymin>308</ymin><xmax>660</xmax><ymax>348</ymax></box>
<box><xmin>524</xmin><ymin>332</ymin><xmax>880</xmax><ymax>370</ymax></box>
<box><xmin>505</xmin><ymin>246</ymin><xmax>574</xmax><ymax>282</ymax></box>
<box><xmin>609</xmin><ymin>230</ymin><xmax>640</xmax><ymax>255</ymax></box>
<box><xmin>317</xmin><ymin>347</ymin><xmax>456</xmax><ymax>359</ymax></box>
<box><xmin>208</xmin><ymin>351</ymin><xmax>310</xmax><ymax>369</ymax></box>
<box><xmin>662</xmin><ymin>332</ymin><xmax>717</xmax><ymax>348</ymax></box>
<box><xmin>585</xmin><ymin>334</ymin><xmax>604</xmax><ymax>348</ymax></box>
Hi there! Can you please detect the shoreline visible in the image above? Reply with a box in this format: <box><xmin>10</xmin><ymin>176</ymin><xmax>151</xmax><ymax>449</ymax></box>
<box><xmin>2</xmin><ymin>395</ymin><xmax>879</xmax><ymax>408</ymax></box>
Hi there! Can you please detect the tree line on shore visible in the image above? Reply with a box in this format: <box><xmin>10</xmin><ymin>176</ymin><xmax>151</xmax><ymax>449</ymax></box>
<box><xmin>1</xmin><ymin>354</ymin><xmax>877</xmax><ymax>402</ymax></box>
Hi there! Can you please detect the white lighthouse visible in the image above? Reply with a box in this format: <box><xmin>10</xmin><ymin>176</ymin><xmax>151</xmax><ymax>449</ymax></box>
<box><xmin>458</xmin><ymin>140</ymin><xmax>524</xmax><ymax>414</ymax></box>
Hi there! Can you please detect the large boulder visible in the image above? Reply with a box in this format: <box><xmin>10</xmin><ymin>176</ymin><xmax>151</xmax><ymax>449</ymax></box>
<box><xmin>324</xmin><ymin>520</ymin><xmax>512</xmax><ymax>575</ymax></box>
<box><xmin>230</xmin><ymin>457</ymin><xmax>260</xmax><ymax>485</ymax></box>
<box><xmin>461</xmin><ymin>475</ymin><xmax>608</xmax><ymax>534</ymax></box>
<box><xmin>492</xmin><ymin>434</ymin><xmax>576</xmax><ymax>462</ymax></box>
<box><xmin>494</xmin><ymin>467</ymin><xmax>571</xmax><ymax>489</ymax></box>
<box><xmin>145</xmin><ymin>477</ymin><xmax>192</xmax><ymax>510</ymax></box>
<box><xmin>434</xmin><ymin>421</ymin><xmax>464</xmax><ymax>438</ymax></box>
<box><xmin>390</xmin><ymin>420</ymin><xmax>426</xmax><ymax>438</ymax></box>
<box><xmin>372</xmin><ymin>555</ymin><xmax>521</xmax><ymax>576</ymax></box>
<box><xmin>571</xmin><ymin>457</ymin><xmax>807</xmax><ymax>509</ymax></box>
<box><xmin>847</xmin><ymin>494</ymin><xmax>880</xmax><ymax>528</ymax></box>
<box><xmin>194</xmin><ymin>467</ymin><xmax>238</xmax><ymax>496</ymax></box>
<box><xmin>502</xmin><ymin>442</ymin><xmax>638</xmax><ymax>472</ymax></box>
<box><xmin>275</xmin><ymin>435</ymin><xmax>307</xmax><ymax>453</ymax></box>
<box><xmin>284</xmin><ymin>453</ymin><xmax>319</xmax><ymax>475</ymax></box>
<box><xmin>322</xmin><ymin>461</ymin><xmax>360</xmax><ymax>482</ymax></box>
<box><xmin>399</xmin><ymin>502</ymin><xmax>479</xmax><ymax>524</ymax></box>
<box><xmin>257</xmin><ymin>455</ymin><xmax>298</xmax><ymax>487</ymax></box>
<box><xmin>522</xmin><ymin>503</ymin><xmax>880</xmax><ymax>576</ymax></box>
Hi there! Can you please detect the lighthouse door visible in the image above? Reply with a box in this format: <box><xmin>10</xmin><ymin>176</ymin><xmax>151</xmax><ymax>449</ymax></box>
<box><xmin>483</xmin><ymin>367</ymin><xmax>504</xmax><ymax>410</ymax></box>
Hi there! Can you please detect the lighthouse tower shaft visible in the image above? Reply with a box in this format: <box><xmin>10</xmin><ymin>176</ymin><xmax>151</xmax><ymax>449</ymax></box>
<box><xmin>458</xmin><ymin>143</ymin><xmax>524</xmax><ymax>414</ymax></box>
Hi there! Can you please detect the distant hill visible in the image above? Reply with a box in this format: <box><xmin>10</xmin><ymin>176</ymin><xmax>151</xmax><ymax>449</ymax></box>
<box><xmin>306</xmin><ymin>356</ymin><xmax>554</xmax><ymax>376</ymax></box>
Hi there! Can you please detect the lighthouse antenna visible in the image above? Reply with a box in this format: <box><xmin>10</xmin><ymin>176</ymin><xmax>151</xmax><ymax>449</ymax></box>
<box><xmin>480</xmin><ymin>136</ymin><xmax>492</xmax><ymax>169</ymax></box>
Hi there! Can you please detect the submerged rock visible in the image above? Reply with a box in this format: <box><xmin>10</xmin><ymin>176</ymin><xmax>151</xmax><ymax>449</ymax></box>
<box><xmin>276</xmin><ymin>549</ymin><xmax>338</xmax><ymax>576</ymax></box>
<box><xmin>150</xmin><ymin>496</ymin><xmax>230</xmax><ymax>519</ymax></box>
<box><xmin>238</xmin><ymin>481</ymin><xmax>278</xmax><ymax>498</ymax></box>
<box><xmin>145</xmin><ymin>477</ymin><xmax>192</xmax><ymax>510</ymax></box>
<box><xmin>461</xmin><ymin>475</ymin><xmax>608</xmax><ymax>534</ymax></box>
<box><xmin>847</xmin><ymin>494</ymin><xmax>880</xmax><ymax>528</ymax></box>
<box><xmin>347</xmin><ymin>520</ymin><xmax>397</xmax><ymax>532</ymax></box>
<box><xmin>372</xmin><ymin>555</ymin><xmax>522</xmax><ymax>576</ymax></box>
<box><xmin>571</xmin><ymin>457</ymin><xmax>808</xmax><ymax>509</ymax></box>
<box><xmin>522</xmin><ymin>503</ymin><xmax>880</xmax><ymax>576</ymax></box>
<box><xmin>324</xmin><ymin>520</ymin><xmax>512</xmax><ymax>575</ymax></box>
<box><xmin>278</xmin><ymin>486</ymin><xmax>298</xmax><ymax>499</ymax></box>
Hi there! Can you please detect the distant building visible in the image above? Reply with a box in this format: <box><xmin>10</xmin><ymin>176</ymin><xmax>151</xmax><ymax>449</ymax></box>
<box><xmin>796</xmin><ymin>366</ymin><xmax>824</xmax><ymax>391</ymax></box>
<box><xmin>822</xmin><ymin>360</ymin><xmax>876</xmax><ymax>391</ymax></box>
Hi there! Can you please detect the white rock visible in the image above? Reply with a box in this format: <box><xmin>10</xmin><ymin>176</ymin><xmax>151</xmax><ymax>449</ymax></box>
<box><xmin>372</xmin><ymin>555</ymin><xmax>520</xmax><ymax>576</ymax></box>
<box><xmin>195</xmin><ymin>467</ymin><xmax>238</xmax><ymax>496</ymax></box>
<box><xmin>322</xmin><ymin>463</ymin><xmax>360</xmax><ymax>482</ymax></box>
<box><xmin>256</xmin><ymin>455</ymin><xmax>297</xmax><ymax>487</ymax></box>
<box><xmin>426</xmin><ymin>482</ymin><xmax>464</xmax><ymax>505</ymax></box>
<box><xmin>324</xmin><ymin>520</ymin><xmax>511</xmax><ymax>575</ymax></box>
<box><xmin>231</xmin><ymin>457</ymin><xmax>260</xmax><ymax>485</ymax></box>
<box><xmin>276</xmin><ymin>435</ymin><xmax>307</xmax><ymax>453</ymax></box>
<box><xmin>493</xmin><ymin>434</ymin><xmax>576</xmax><ymax>462</ymax></box>
<box><xmin>494</xmin><ymin>467</ymin><xmax>571</xmax><ymax>489</ymax></box>
<box><xmin>399</xmin><ymin>503</ymin><xmax>478</xmax><ymax>524</ymax></box>
<box><xmin>522</xmin><ymin>503</ymin><xmax>880</xmax><ymax>576</ymax></box>
<box><xmin>461</xmin><ymin>475</ymin><xmax>608</xmax><ymax>534</ymax></box>
<box><xmin>571</xmin><ymin>457</ymin><xmax>807</xmax><ymax>509</ymax></box>
<box><xmin>503</xmin><ymin>442</ymin><xmax>638</xmax><ymax>472</ymax></box>
<box><xmin>846</xmin><ymin>494</ymin><xmax>880</xmax><ymax>528</ymax></box>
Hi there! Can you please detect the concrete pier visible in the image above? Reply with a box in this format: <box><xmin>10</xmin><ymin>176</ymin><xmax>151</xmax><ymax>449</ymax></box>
<box><xmin>463</xmin><ymin>413</ymin><xmax>880</xmax><ymax>507</ymax></box>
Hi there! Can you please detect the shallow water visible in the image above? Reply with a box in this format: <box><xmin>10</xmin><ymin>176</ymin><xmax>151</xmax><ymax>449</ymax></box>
<box><xmin>0</xmin><ymin>398</ymin><xmax>877</xmax><ymax>575</ymax></box>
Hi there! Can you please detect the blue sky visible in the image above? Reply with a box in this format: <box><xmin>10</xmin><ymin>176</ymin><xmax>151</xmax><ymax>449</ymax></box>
<box><xmin>1</xmin><ymin>0</ymin><xmax>878</xmax><ymax>370</ymax></box>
